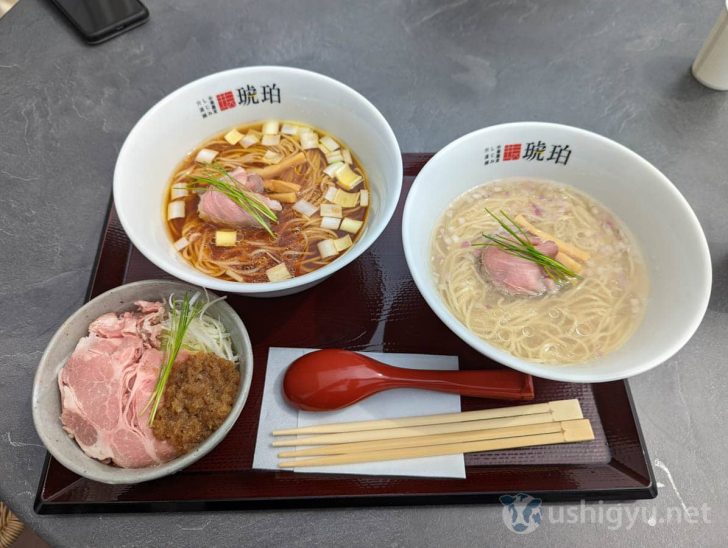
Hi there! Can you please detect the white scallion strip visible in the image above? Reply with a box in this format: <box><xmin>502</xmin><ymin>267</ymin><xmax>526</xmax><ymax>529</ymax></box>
<box><xmin>293</xmin><ymin>199</ymin><xmax>318</xmax><ymax>217</ymax></box>
<box><xmin>262</xmin><ymin>120</ymin><xmax>280</xmax><ymax>135</ymax></box>
<box><xmin>300</xmin><ymin>131</ymin><xmax>319</xmax><ymax>150</ymax></box>
<box><xmin>170</xmin><ymin>185</ymin><xmax>189</xmax><ymax>200</ymax></box>
<box><xmin>173</xmin><ymin>236</ymin><xmax>190</xmax><ymax>251</ymax></box>
<box><xmin>177</xmin><ymin>308</ymin><xmax>237</xmax><ymax>362</ymax></box>
<box><xmin>320</xmin><ymin>203</ymin><xmax>343</xmax><ymax>218</ymax></box>
<box><xmin>241</xmin><ymin>132</ymin><xmax>259</xmax><ymax>148</ymax></box>
<box><xmin>224</xmin><ymin>129</ymin><xmax>244</xmax><ymax>145</ymax></box>
<box><xmin>324</xmin><ymin>186</ymin><xmax>338</xmax><ymax>202</ymax></box>
<box><xmin>261</xmin><ymin>134</ymin><xmax>281</xmax><ymax>146</ymax></box>
<box><xmin>317</xmin><ymin>239</ymin><xmax>338</xmax><ymax>259</ymax></box>
<box><xmin>323</xmin><ymin>162</ymin><xmax>344</xmax><ymax>178</ymax></box>
<box><xmin>359</xmin><ymin>189</ymin><xmax>369</xmax><ymax>207</ymax></box>
<box><xmin>281</xmin><ymin>123</ymin><xmax>298</xmax><ymax>135</ymax></box>
<box><xmin>320</xmin><ymin>135</ymin><xmax>340</xmax><ymax>151</ymax></box>
<box><xmin>334</xmin><ymin>234</ymin><xmax>353</xmax><ymax>251</ymax></box>
<box><xmin>167</xmin><ymin>200</ymin><xmax>185</xmax><ymax>220</ymax></box>
<box><xmin>215</xmin><ymin>230</ymin><xmax>237</xmax><ymax>247</ymax></box>
<box><xmin>320</xmin><ymin>216</ymin><xmax>341</xmax><ymax>230</ymax></box>
<box><xmin>326</xmin><ymin>151</ymin><xmax>345</xmax><ymax>164</ymax></box>
<box><xmin>340</xmin><ymin>217</ymin><xmax>363</xmax><ymax>234</ymax></box>
<box><xmin>335</xmin><ymin>164</ymin><xmax>363</xmax><ymax>190</ymax></box>
<box><xmin>266</xmin><ymin>262</ymin><xmax>293</xmax><ymax>282</ymax></box>
<box><xmin>195</xmin><ymin>148</ymin><xmax>219</xmax><ymax>164</ymax></box>
<box><xmin>330</xmin><ymin>188</ymin><xmax>359</xmax><ymax>208</ymax></box>
<box><xmin>342</xmin><ymin>149</ymin><xmax>353</xmax><ymax>164</ymax></box>
<box><xmin>264</xmin><ymin>149</ymin><xmax>283</xmax><ymax>164</ymax></box>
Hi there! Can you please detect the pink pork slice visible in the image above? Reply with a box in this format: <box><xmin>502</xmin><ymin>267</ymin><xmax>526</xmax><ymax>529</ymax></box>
<box><xmin>481</xmin><ymin>240</ymin><xmax>559</xmax><ymax>297</ymax></box>
<box><xmin>197</xmin><ymin>167</ymin><xmax>282</xmax><ymax>228</ymax></box>
<box><xmin>58</xmin><ymin>302</ymin><xmax>177</xmax><ymax>468</ymax></box>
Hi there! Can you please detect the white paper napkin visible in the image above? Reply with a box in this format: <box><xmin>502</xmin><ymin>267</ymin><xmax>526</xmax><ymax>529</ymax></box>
<box><xmin>252</xmin><ymin>347</ymin><xmax>466</xmax><ymax>478</ymax></box>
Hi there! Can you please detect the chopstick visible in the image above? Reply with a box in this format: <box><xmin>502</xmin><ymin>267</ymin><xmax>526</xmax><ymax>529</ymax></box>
<box><xmin>272</xmin><ymin>399</ymin><xmax>582</xmax><ymax>436</ymax></box>
<box><xmin>278</xmin><ymin>420</ymin><xmax>574</xmax><ymax>458</ymax></box>
<box><xmin>271</xmin><ymin>408</ymin><xmax>584</xmax><ymax>447</ymax></box>
<box><xmin>278</xmin><ymin>419</ymin><xmax>594</xmax><ymax>468</ymax></box>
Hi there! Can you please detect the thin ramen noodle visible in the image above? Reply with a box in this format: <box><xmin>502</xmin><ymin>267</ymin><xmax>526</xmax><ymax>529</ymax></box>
<box><xmin>431</xmin><ymin>179</ymin><xmax>649</xmax><ymax>364</ymax></box>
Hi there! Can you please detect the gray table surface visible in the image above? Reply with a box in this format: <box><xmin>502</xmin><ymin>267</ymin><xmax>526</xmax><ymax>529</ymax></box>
<box><xmin>1</xmin><ymin>0</ymin><xmax>727</xmax><ymax>546</ymax></box>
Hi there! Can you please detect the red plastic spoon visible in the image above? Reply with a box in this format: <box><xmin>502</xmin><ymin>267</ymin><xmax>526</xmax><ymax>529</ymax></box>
<box><xmin>283</xmin><ymin>349</ymin><xmax>535</xmax><ymax>411</ymax></box>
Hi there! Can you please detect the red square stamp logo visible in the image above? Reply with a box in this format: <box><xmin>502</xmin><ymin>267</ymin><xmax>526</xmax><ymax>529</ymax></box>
<box><xmin>216</xmin><ymin>91</ymin><xmax>236</xmax><ymax>111</ymax></box>
<box><xmin>503</xmin><ymin>143</ymin><xmax>522</xmax><ymax>161</ymax></box>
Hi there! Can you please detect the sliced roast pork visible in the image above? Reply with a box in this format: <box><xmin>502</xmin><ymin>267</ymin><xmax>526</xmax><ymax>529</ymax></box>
<box><xmin>198</xmin><ymin>167</ymin><xmax>282</xmax><ymax>228</ymax></box>
<box><xmin>480</xmin><ymin>239</ymin><xmax>559</xmax><ymax>297</ymax></box>
<box><xmin>58</xmin><ymin>302</ymin><xmax>177</xmax><ymax>468</ymax></box>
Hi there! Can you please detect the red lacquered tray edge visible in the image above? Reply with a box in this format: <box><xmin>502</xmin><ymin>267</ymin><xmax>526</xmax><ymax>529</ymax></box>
<box><xmin>34</xmin><ymin>153</ymin><xmax>656</xmax><ymax>514</ymax></box>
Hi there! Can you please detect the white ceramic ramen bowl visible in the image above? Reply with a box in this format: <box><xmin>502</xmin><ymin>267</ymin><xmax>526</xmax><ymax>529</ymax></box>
<box><xmin>402</xmin><ymin>122</ymin><xmax>711</xmax><ymax>383</ymax></box>
<box><xmin>32</xmin><ymin>280</ymin><xmax>254</xmax><ymax>484</ymax></box>
<box><xmin>114</xmin><ymin>66</ymin><xmax>402</xmax><ymax>297</ymax></box>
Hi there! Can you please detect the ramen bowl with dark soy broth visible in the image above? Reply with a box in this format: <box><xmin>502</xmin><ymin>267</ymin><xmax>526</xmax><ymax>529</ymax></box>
<box><xmin>114</xmin><ymin>67</ymin><xmax>402</xmax><ymax>297</ymax></box>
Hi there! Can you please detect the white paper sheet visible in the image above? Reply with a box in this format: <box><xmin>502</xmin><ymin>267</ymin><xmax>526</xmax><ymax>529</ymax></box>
<box><xmin>252</xmin><ymin>347</ymin><xmax>466</xmax><ymax>479</ymax></box>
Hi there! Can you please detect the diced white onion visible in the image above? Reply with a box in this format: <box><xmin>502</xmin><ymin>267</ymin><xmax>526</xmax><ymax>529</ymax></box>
<box><xmin>264</xmin><ymin>150</ymin><xmax>283</xmax><ymax>164</ymax></box>
<box><xmin>195</xmin><ymin>148</ymin><xmax>218</xmax><ymax>164</ymax></box>
<box><xmin>359</xmin><ymin>189</ymin><xmax>369</xmax><ymax>207</ymax></box>
<box><xmin>320</xmin><ymin>203</ymin><xmax>343</xmax><ymax>218</ymax></box>
<box><xmin>320</xmin><ymin>135</ymin><xmax>340</xmax><ymax>152</ymax></box>
<box><xmin>320</xmin><ymin>216</ymin><xmax>341</xmax><ymax>230</ymax></box>
<box><xmin>334</xmin><ymin>234</ymin><xmax>353</xmax><ymax>251</ymax></box>
<box><xmin>326</xmin><ymin>151</ymin><xmax>345</xmax><ymax>164</ymax></box>
<box><xmin>317</xmin><ymin>239</ymin><xmax>339</xmax><ymax>259</ymax></box>
<box><xmin>224</xmin><ymin>129</ymin><xmax>243</xmax><ymax>145</ymax></box>
<box><xmin>266</xmin><ymin>262</ymin><xmax>293</xmax><ymax>282</ymax></box>
<box><xmin>173</xmin><ymin>237</ymin><xmax>190</xmax><ymax>251</ymax></box>
<box><xmin>170</xmin><ymin>186</ymin><xmax>189</xmax><ymax>200</ymax></box>
<box><xmin>167</xmin><ymin>200</ymin><xmax>185</xmax><ymax>220</ymax></box>
<box><xmin>261</xmin><ymin>134</ymin><xmax>281</xmax><ymax>146</ymax></box>
<box><xmin>241</xmin><ymin>132</ymin><xmax>259</xmax><ymax>148</ymax></box>
<box><xmin>324</xmin><ymin>186</ymin><xmax>338</xmax><ymax>202</ymax></box>
<box><xmin>342</xmin><ymin>149</ymin><xmax>353</xmax><ymax>164</ymax></box>
<box><xmin>281</xmin><ymin>123</ymin><xmax>298</xmax><ymax>135</ymax></box>
<box><xmin>340</xmin><ymin>217</ymin><xmax>363</xmax><ymax>234</ymax></box>
<box><xmin>300</xmin><ymin>131</ymin><xmax>319</xmax><ymax>150</ymax></box>
<box><xmin>293</xmin><ymin>199</ymin><xmax>318</xmax><ymax>217</ymax></box>
<box><xmin>262</xmin><ymin>120</ymin><xmax>280</xmax><ymax>134</ymax></box>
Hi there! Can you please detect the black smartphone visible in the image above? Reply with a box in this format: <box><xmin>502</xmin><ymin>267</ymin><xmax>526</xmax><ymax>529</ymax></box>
<box><xmin>49</xmin><ymin>0</ymin><xmax>149</xmax><ymax>45</ymax></box>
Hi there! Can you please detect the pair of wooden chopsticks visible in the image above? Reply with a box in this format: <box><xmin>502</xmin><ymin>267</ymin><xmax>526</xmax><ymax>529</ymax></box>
<box><xmin>273</xmin><ymin>399</ymin><xmax>594</xmax><ymax>468</ymax></box>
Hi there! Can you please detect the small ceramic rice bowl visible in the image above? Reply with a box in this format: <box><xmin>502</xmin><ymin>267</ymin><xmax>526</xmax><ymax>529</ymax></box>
<box><xmin>32</xmin><ymin>280</ymin><xmax>253</xmax><ymax>484</ymax></box>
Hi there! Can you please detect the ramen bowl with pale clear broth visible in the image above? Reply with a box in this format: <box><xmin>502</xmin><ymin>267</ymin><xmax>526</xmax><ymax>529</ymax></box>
<box><xmin>402</xmin><ymin>122</ymin><xmax>711</xmax><ymax>383</ymax></box>
<box><xmin>114</xmin><ymin>67</ymin><xmax>402</xmax><ymax>297</ymax></box>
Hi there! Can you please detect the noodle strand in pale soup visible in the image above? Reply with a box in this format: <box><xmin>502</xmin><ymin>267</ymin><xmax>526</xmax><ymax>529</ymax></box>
<box><xmin>431</xmin><ymin>179</ymin><xmax>649</xmax><ymax>364</ymax></box>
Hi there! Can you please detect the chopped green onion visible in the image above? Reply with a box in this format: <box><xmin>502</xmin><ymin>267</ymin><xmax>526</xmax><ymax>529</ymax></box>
<box><xmin>146</xmin><ymin>293</ymin><xmax>205</xmax><ymax>425</ymax></box>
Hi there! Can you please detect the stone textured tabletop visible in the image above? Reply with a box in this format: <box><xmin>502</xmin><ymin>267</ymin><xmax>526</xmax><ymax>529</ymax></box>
<box><xmin>1</xmin><ymin>0</ymin><xmax>727</xmax><ymax>546</ymax></box>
